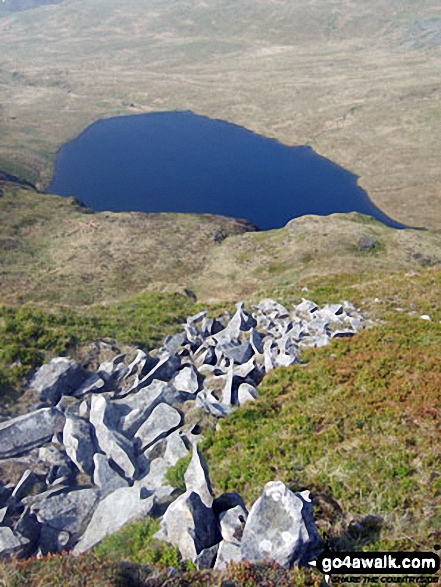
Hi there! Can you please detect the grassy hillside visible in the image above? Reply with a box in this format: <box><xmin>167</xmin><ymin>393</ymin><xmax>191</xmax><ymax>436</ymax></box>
<box><xmin>0</xmin><ymin>0</ymin><xmax>440</xmax><ymax>227</ymax></box>
<box><xmin>202</xmin><ymin>269</ymin><xmax>441</xmax><ymax>552</ymax></box>
<box><xmin>2</xmin><ymin>184</ymin><xmax>440</xmax><ymax>307</ymax></box>
<box><xmin>0</xmin><ymin>269</ymin><xmax>437</xmax><ymax>585</ymax></box>
<box><xmin>0</xmin><ymin>184</ymin><xmax>256</xmax><ymax>306</ymax></box>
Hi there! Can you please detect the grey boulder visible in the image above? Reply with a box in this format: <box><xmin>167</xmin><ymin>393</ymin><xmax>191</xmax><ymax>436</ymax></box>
<box><xmin>93</xmin><ymin>453</ymin><xmax>128</xmax><ymax>495</ymax></box>
<box><xmin>33</xmin><ymin>487</ymin><xmax>100</xmax><ymax>548</ymax></box>
<box><xmin>237</xmin><ymin>383</ymin><xmax>258</xmax><ymax>405</ymax></box>
<box><xmin>73</xmin><ymin>483</ymin><xmax>170</xmax><ymax>554</ymax></box>
<box><xmin>135</xmin><ymin>403</ymin><xmax>182</xmax><ymax>452</ymax></box>
<box><xmin>219</xmin><ymin>504</ymin><xmax>248</xmax><ymax>543</ymax></box>
<box><xmin>62</xmin><ymin>415</ymin><xmax>96</xmax><ymax>476</ymax></box>
<box><xmin>174</xmin><ymin>365</ymin><xmax>200</xmax><ymax>395</ymax></box>
<box><xmin>0</xmin><ymin>408</ymin><xmax>65</xmax><ymax>459</ymax></box>
<box><xmin>240</xmin><ymin>482</ymin><xmax>321</xmax><ymax>567</ymax></box>
<box><xmin>0</xmin><ymin>527</ymin><xmax>30</xmax><ymax>559</ymax></box>
<box><xmin>31</xmin><ymin>358</ymin><xmax>88</xmax><ymax>404</ymax></box>
<box><xmin>214</xmin><ymin>540</ymin><xmax>243</xmax><ymax>571</ymax></box>
<box><xmin>155</xmin><ymin>490</ymin><xmax>219</xmax><ymax>562</ymax></box>
<box><xmin>90</xmin><ymin>395</ymin><xmax>137</xmax><ymax>479</ymax></box>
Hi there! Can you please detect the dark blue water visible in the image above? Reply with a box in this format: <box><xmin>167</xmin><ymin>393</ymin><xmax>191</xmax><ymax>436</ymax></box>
<box><xmin>48</xmin><ymin>111</ymin><xmax>407</xmax><ymax>230</ymax></box>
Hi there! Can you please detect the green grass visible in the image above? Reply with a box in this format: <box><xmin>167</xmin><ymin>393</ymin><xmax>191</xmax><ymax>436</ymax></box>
<box><xmin>93</xmin><ymin>518</ymin><xmax>188</xmax><ymax>569</ymax></box>
<box><xmin>201</xmin><ymin>288</ymin><xmax>441</xmax><ymax>551</ymax></box>
<box><xmin>0</xmin><ymin>291</ymin><xmax>202</xmax><ymax>399</ymax></box>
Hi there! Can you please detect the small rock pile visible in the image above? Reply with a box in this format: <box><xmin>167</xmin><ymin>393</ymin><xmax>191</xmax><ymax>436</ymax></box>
<box><xmin>0</xmin><ymin>299</ymin><xmax>364</xmax><ymax>564</ymax></box>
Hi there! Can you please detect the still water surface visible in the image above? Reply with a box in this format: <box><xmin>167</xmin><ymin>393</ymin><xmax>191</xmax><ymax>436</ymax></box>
<box><xmin>48</xmin><ymin>111</ymin><xmax>407</xmax><ymax>230</ymax></box>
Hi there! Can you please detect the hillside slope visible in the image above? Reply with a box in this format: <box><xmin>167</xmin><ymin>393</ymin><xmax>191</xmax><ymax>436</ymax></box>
<box><xmin>0</xmin><ymin>0</ymin><xmax>440</xmax><ymax>227</ymax></box>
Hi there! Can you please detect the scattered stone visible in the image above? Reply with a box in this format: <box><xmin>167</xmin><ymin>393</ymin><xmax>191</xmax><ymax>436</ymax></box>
<box><xmin>295</xmin><ymin>299</ymin><xmax>318</xmax><ymax>315</ymax></box>
<box><xmin>357</xmin><ymin>235</ymin><xmax>376</xmax><ymax>251</ymax></box>
<box><xmin>93</xmin><ymin>453</ymin><xmax>128</xmax><ymax>494</ymax></box>
<box><xmin>219</xmin><ymin>504</ymin><xmax>248</xmax><ymax>543</ymax></box>
<box><xmin>214</xmin><ymin>540</ymin><xmax>242</xmax><ymax>570</ymax></box>
<box><xmin>184</xmin><ymin>444</ymin><xmax>213</xmax><ymax>508</ymax></box>
<box><xmin>196</xmin><ymin>543</ymin><xmax>219</xmax><ymax>570</ymax></box>
<box><xmin>14</xmin><ymin>509</ymin><xmax>40</xmax><ymax>553</ymax></box>
<box><xmin>0</xmin><ymin>527</ymin><xmax>30</xmax><ymax>559</ymax></box>
<box><xmin>0</xmin><ymin>408</ymin><xmax>65</xmax><ymax>459</ymax></box>
<box><xmin>174</xmin><ymin>365</ymin><xmax>200</xmax><ymax>395</ymax></box>
<box><xmin>62</xmin><ymin>415</ymin><xmax>96</xmax><ymax>476</ymax></box>
<box><xmin>237</xmin><ymin>383</ymin><xmax>258</xmax><ymax>405</ymax></box>
<box><xmin>135</xmin><ymin>403</ymin><xmax>182</xmax><ymax>452</ymax></box>
<box><xmin>195</xmin><ymin>391</ymin><xmax>233</xmax><ymax>418</ymax></box>
<box><xmin>11</xmin><ymin>470</ymin><xmax>36</xmax><ymax>501</ymax></box>
<box><xmin>240</xmin><ymin>482</ymin><xmax>321</xmax><ymax>567</ymax></box>
<box><xmin>39</xmin><ymin>524</ymin><xmax>70</xmax><ymax>555</ymax></box>
<box><xmin>30</xmin><ymin>358</ymin><xmax>88</xmax><ymax>405</ymax></box>
<box><xmin>33</xmin><ymin>488</ymin><xmax>100</xmax><ymax>547</ymax></box>
<box><xmin>116</xmin><ymin>380</ymin><xmax>173</xmax><ymax>437</ymax></box>
<box><xmin>72</xmin><ymin>373</ymin><xmax>106</xmax><ymax>397</ymax></box>
<box><xmin>155</xmin><ymin>491</ymin><xmax>219</xmax><ymax>562</ymax></box>
<box><xmin>90</xmin><ymin>395</ymin><xmax>137</xmax><ymax>479</ymax></box>
<box><xmin>73</xmin><ymin>484</ymin><xmax>170</xmax><ymax>554</ymax></box>
<box><xmin>218</xmin><ymin>341</ymin><xmax>254</xmax><ymax>365</ymax></box>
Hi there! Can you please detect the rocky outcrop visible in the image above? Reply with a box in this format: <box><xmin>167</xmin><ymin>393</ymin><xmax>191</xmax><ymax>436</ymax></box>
<box><xmin>0</xmin><ymin>298</ymin><xmax>364</xmax><ymax>560</ymax></box>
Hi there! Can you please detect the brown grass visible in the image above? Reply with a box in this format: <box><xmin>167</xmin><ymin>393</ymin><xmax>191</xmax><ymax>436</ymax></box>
<box><xmin>0</xmin><ymin>0</ymin><xmax>439</xmax><ymax>228</ymax></box>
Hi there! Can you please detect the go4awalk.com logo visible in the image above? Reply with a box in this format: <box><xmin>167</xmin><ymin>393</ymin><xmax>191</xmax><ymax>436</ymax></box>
<box><xmin>309</xmin><ymin>548</ymin><xmax>441</xmax><ymax>585</ymax></box>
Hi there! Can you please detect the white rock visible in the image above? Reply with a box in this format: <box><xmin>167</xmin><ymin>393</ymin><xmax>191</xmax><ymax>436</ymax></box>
<box><xmin>135</xmin><ymin>403</ymin><xmax>182</xmax><ymax>452</ymax></box>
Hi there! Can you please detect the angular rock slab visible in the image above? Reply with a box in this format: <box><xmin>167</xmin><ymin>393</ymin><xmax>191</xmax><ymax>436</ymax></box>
<box><xmin>214</xmin><ymin>540</ymin><xmax>242</xmax><ymax>571</ymax></box>
<box><xmin>90</xmin><ymin>395</ymin><xmax>137</xmax><ymax>479</ymax></box>
<box><xmin>62</xmin><ymin>415</ymin><xmax>96</xmax><ymax>476</ymax></box>
<box><xmin>93</xmin><ymin>453</ymin><xmax>128</xmax><ymax>495</ymax></box>
<box><xmin>184</xmin><ymin>444</ymin><xmax>213</xmax><ymax>508</ymax></box>
<box><xmin>116</xmin><ymin>380</ymin><xmax>171</xmax><ymax>437</ymax></box>
<box><xmin>30</xmin><ymin>357</ymin><xmax>88</xmax><ymax>404</ymax></box>
<box><xmin>155</xmin><ymin>490</ymin><xmax>219</xmax><ymax>562</ymax></box>
<box><xmin>240</xmin><ymin>482</ymin><xmax>320</xmax><ymax>567</ymax></box>
<box><xmin>135</xmin><ymin>403</ymin><xmax>182</xmax><ymax>452</ymax></box>
<box><xmin>174</xmin><ymin>365</ymin><xmax>200</xmax><ymax>395</ymax></box>
<box><xmin>73</xmin><ymin>483</ymin><xmax>171</xmax><ymax>554</ymax></box>
<box><xmin>33</xmin><ymin>487</ymin><xmax>100</xmax><ymax>547</ymax></box>
<box><xmin>219</xmin><ymin>504</ymin><xmax>248</xmax><ymax>543</ymax></box>
<box><xmin>0</xmin><ymin>408</ymin><xmax>65</xmax><ymax>459</ymax></box>
<box><xmin>0</xmin><ymin>527</ymin><xmax>30</xmax><ymax>559</ymax></box>
<box><xmin>237</xmin><ymin>383</ymin><xmax>258</xmax><ymax>405</ymax></box>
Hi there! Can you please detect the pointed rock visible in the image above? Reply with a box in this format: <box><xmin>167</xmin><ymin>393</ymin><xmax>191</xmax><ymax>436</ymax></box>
<box><xmin>93</xmin><ymin>454</ymin><xmax>128</xmax><ymax>495</ymax></box>
<box><xmin>62</xmin><ymin>414</ymin><xmax>96</xmax><ymax>476</ymax></box>
<box><xmin>73</xmin><ymin>483</ymin><xmax>169</xmax><ymax>554</ymax></box>
<box><xmin>214</xmin><ymin>540</ymin><xmax>242</xmax><ymax>570</ymax></box>
<box><xmin>237</xmin><ymin>383</ymin><xmax>258</xmax><ymax>405</ymax></box>
<box><xmin>240</xmin><ymin>482</ymin><xmax>321</xmax><ymax>567</ymax></box>
<box><xmin>184</xmin><ymin>444</ymin><xmax>213</xmax><ymax>508</ymax></box>
<box><xmin>219</xmin><ymin>504</ymin><xmax>248</xmax><ymax>543</ymax></box>
<box><xmin>174</xmin><ymin>365</ymin><xmax>200</xmax><ymax>395</ymax></box>
<box><xmin>155</xmin><ymin>491</ymin><xmax>219</xmax><ymax>562</ymax></box>
<box><xmin>90</xmin><ymin>396</ymin><xmax>137</xmax><ymax>479</ymax></box>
